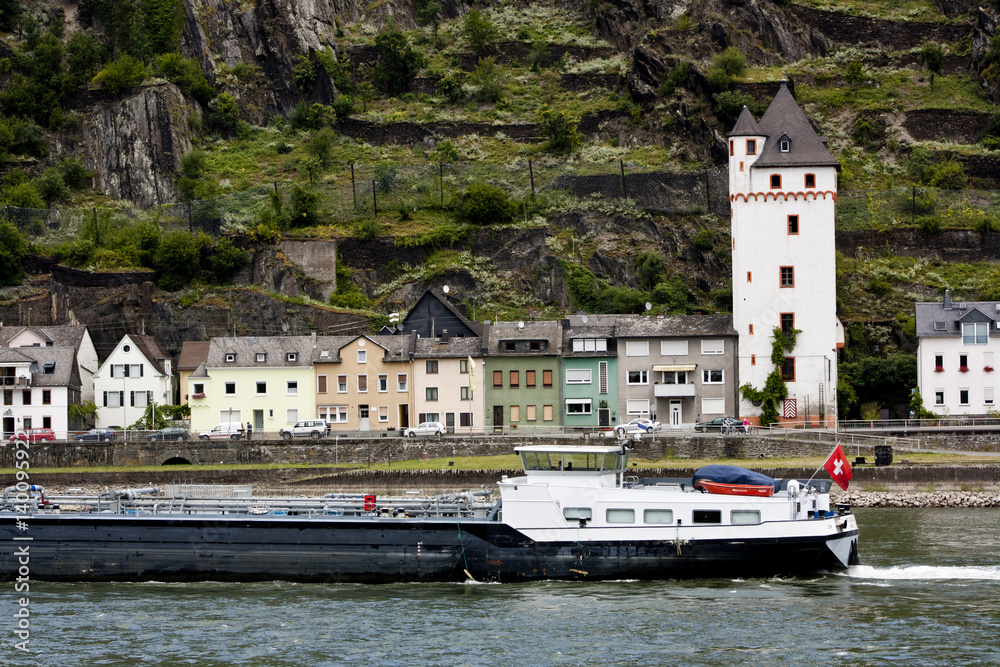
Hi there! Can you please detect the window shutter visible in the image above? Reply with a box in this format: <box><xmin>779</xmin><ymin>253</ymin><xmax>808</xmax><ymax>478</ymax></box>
<box><xmin>103</xmin><ymin>391</ymin><xmax>107</xmax><ymax>407</ymax></box>
<box><xmin>130</xmin><ymin>391</ymin><xmax>135</xmax><ymax>407</ymax></box>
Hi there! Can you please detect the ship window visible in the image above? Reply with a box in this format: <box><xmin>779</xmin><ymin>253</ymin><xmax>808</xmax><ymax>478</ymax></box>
<box><xmin>731</xmin><ymin>510</ymin><xmax>761</xmax><ymax>525</ymax></box>
<box><xmin>643</xmin><ymin>509</ymin><xmax>674</xmax><ymax>524</ymax></box>
<box><xmin>564</xmin><ymin>507</ymin><xmax>592</xmax><ymax>521</ymax></box>
<box><xmin>606</xmin><ymin>508</ymin><xmax>635</xmax><ymax>524</ymax></box>
<box><xmin>693</xmin><ymin>510</ymin><xmax>722</xmax><ymax>524</ymax></box>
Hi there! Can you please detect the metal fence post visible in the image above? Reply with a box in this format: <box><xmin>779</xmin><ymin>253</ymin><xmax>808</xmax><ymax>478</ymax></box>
<box><xmin>439</xmin><ymin>160</ymin><xmax>444</xmax><ymax>206</ymax></box>
<box><xmin>187</xmin><ymin>201</ymin><xmax>193</xmax><ymax>233</ymax></box>
<box><xmin>619</xmin><ymin>159</ymin><xmax>626</xmax><ymax>199</ymax></box>
<box><xmin>529</xmin><ymin>159</ymin><xmax>535</xmax><ymax>198</ymax></box>
<box><xmin>351</xmin><ymin>163</ymin><xmax>356</xmax><ymax>209</ymax></box>
<box><xmin>372</xmin><ymin>179</ymin><xmax>377</xmax><ymax>219</ymax></box>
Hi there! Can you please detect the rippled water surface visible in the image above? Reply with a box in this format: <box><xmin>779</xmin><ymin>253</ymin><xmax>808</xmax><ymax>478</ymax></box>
<box><xmin>5</xmin><ymin>507</ymin><xmax>1000</xmax><ymax>666</ymax></box>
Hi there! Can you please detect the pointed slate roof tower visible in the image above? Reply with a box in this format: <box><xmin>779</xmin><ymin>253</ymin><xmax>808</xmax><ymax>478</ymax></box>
<box><xmin>728</xmin><ymin>81</ymin><xmax>842</xmax><ymax>428</ymax></box>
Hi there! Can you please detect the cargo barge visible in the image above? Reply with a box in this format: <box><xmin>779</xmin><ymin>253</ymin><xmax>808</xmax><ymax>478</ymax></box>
<box><xmin>1</xmin><ymin>444</ymin><xmax>859</xmax><ymax>582</ymax></box>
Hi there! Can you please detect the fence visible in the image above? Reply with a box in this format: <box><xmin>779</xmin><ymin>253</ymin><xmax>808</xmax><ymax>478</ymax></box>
<box><xmin>836</xmin><ymin>187</ymin><xmax>1000</xmax><ymax>231</ymax></box>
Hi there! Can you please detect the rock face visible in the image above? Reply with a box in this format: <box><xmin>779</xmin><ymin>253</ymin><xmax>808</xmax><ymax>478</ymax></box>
<box><xmin>81</xmin><ymin>84</ymin><xmax>193</xmax><ymax>207</ymax></box>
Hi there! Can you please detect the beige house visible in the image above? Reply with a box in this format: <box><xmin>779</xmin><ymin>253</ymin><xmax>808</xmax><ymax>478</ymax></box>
<box><xmin>412</xmin><ymin>335</ymin><xmax>484</xmax><ymax>434</ymax></box>
<box><xmin>177</xmin><ymin>341</ymin><xmax>210</xmax><ymax>405</ymax></box>
<box><xmin>313</xmin><ymin>335</ymin><xmax>414</xmax><ymax>432</ymax></box>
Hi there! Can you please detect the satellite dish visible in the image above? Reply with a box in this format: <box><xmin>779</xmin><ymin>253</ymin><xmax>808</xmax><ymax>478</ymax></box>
<box><xmin>442</xmin><ymin>285</ymin><xmax>450</xmax><ymax>294</ymax></box>
<box><xmin>581</xmin><ymin>314</ymin><xmax>589</xmax><ymax>324</ymax></box>
<box><xmin>518</xmin><ymin>321</ymin><xmax>524</xmax><ymax>329</ymax></box>
<box><xmin>645</xmin><ymin>302</ymin><xmax>652</xmax><ymax>311</ymax></box>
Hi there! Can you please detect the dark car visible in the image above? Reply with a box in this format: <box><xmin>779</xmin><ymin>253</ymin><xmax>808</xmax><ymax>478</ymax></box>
<box><xmin>147</xmin><ymin>426</ymin><xmax>189</xmax><ymax>442</ymax></box>
<box><xmin>696</xmin><ymin>417</ymin><xmax>735</xmax><ymax>433</ymax></box>
<box><xmin>74</xmin><ymin>428</ymin><xmax>117</xmax><ymax>442</ymax></box>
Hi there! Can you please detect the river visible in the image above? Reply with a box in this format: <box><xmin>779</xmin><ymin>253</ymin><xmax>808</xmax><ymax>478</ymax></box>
<box><xmin>5</xmin><ymin>507</ymin><xmax>999</xmax><ymax>666</ymax></box>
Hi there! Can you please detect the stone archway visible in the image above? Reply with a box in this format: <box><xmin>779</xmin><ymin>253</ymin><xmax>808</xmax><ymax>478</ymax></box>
<box><xmin>161</xmin><ymin>456</ymin><xmax>193</xmax><ymax>465</ymax></box>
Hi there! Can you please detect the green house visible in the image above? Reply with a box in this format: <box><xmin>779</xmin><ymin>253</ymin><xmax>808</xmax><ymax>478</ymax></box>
<box><xmin>561</xmin><ymin>316</ymin><xmax>619</xmax><ymax>430</ymax></box>
<box><xmin>484</xmin><ymin>320</ymin><xmax>563</xmax><ymax>431</ymax></box>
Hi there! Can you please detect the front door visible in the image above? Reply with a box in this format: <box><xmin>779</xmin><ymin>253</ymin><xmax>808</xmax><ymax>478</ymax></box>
<box><xmin>446</xmin><ymin>412</ymin><xmax>455</xmax><ymax>434</ymax></box>
<box><xmin>2</xmin><ymin>416</ymin><xmax>13</xmax><ymax>439</ymax></box>
<box><xmin>670</xmin><ymin>400</ymin><xmax>682</xmax><ymax>428</ymax></box>
<box><xmin>253</xmin><ymin>410</ymin><xmax>264</xmax><ymax>431</ymax></box>
<box><xmin>598</xmin><ymin>409</ymin><xmax>610</xmax><ymax>427</ymax></box>
<box><xmin>359</xmin><ymin>405</ymin><xmax>370</xmax><ymax>431</ymax></box>
<box><xmin>398</xmin><ymin>404</ymin><xmax>409</xmax><ymax>429</ymax></box>
<box><xmin>492</xmin><ymin>405</ymin><xmax>504</xmax><ymax>432</ymax></box>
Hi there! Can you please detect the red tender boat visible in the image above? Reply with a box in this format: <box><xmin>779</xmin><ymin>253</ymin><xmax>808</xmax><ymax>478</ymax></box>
<box><xmin>696</xmin><ymin>480</ymin><xmax>775</xmax><ymax>497</ymax></box>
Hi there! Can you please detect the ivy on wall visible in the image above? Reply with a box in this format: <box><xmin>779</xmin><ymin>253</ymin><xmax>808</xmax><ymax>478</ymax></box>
<box><xmin>739</xmin><ymin>326</ymin><xmax>798</xmax><ymax>426</ymax></box>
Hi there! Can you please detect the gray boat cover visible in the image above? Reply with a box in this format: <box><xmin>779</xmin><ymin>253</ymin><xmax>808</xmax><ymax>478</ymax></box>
<box><xmin>692</xmin><ymin>465</ymin><xmax>777</xmax><ymax>490</ymax></box>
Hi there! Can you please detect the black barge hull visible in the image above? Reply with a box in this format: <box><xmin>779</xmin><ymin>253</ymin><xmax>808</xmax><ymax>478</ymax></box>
<box><xmin>1</xmin><ymin>514</ymin><xmax>858</xmax><ymax>583</ymax></box>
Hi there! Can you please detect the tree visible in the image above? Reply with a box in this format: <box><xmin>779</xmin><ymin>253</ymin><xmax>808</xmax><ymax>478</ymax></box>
<box><xmin>0</xmin><ymin>222</ymin><xmax>27</xmax><ymax>286</ymax></box>
<box><xmin>920</xmin><ymin>42</ymin><xmax>945</xmax><ymax>89</ymax></box>
<box><xmin>454</xmin><ymin>182</ymin><xmax>517</xmax><ymax>224</ymax></box>
<box><xmin>462</xmin><ymin>9</ymin><xmax>499</xmax><ymax>57</ymax></box>
<box><xmin>155</xmin><ymin>231</ymin><xmax>207</xmax><ymax>290</ymax></box>
<box><xmin>469</xmin><ymin>56</ymin><xmax>504</xmax><ymax>103</ymax></box>
<box><xmin>91</xmin><ymin>54</ymin><xmax>148</xmax><ymax>95</ymax></box>
<box><xmin>211</xmin><ymin>237</ymin><xmax>248</xmax><ymax>283</ymax></box>
<box><xmin>154</xmin><ymin>53</ymin><xmax>215</xmax><ymax>105</ymax></box>
<box><xmin>706</xmin><ymin>47</ymin><xmax>746</xmax><ymax>91</ymax></box>
<box><xmin>536</xmin><ymin>104</ymin><xmax>581</xmax><ymax>153</ymax></box>
<box><xmin>373</xmin><ymin>26</ymin><xmax>424</xmax><ymax>96</ymax></box>
<box><xmin>209</xmin><ymin>92</ymin><xmax>240</xmax><ymax>134</ymax></box>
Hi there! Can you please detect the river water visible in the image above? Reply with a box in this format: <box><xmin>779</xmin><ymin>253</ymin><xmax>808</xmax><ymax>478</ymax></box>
<box><xmin>5</xmin><ymin>507</ymin><xmax>999</xmax><ymax>666</ymax></box>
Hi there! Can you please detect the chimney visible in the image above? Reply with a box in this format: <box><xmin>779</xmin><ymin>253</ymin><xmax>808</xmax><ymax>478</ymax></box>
<box><xmin>944</xmin><ymin>289</ymin><xmax>952</xmax><ymax>310</ymax></box>
<box><xmin>441</xmin><ymin>329</ymin><xmax>449</xmax><ymax>342</ymax></box>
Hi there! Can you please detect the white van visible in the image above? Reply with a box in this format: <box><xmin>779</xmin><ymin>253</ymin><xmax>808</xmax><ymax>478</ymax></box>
<box><xmin>198</xmin><ymin>422</ymin><xmax>245</xmax><ymax>440</ymax></box>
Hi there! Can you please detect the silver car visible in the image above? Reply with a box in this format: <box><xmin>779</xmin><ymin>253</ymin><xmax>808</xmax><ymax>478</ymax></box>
<box><xmin>403</xmin><ymin>421</ymin><xmax>446</xmax><ymax>437</ymax></box>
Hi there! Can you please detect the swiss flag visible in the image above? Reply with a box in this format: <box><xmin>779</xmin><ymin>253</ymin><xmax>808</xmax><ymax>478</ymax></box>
<box><xmin>823</xmin><ymin>443</ymin><xmax>853</xmax><ymax>491</ymax></box>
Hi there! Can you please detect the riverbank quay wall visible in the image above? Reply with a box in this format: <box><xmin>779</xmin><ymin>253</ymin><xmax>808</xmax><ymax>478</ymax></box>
<box><xmin>1</xmin><ymin>432</ymin><xmax>997</xmax><ymax>468</ymax></box>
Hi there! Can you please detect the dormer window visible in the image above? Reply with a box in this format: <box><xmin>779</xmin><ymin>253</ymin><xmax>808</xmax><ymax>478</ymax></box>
<box><xmin>42</xmin><ymin>362</ymin><xmax>55</xmax><ymax>374</ymax></box>
<box><xmin>504</xmin><ymin>341</ymin><xmax>516</xmax><ymax>352</ymax></box>
<box><xmin>779</xmin><ymin>135</ymin><xmax>791</xmax><ymax>152</ymax></box>
<box><xmin>286</xmin><ymin>352</ymin><xmax>297</xmax><ymax>362</ymax></box>
<box><xmin>255</xmin><ymin>353</ymin><xmax>266</xmax><ymax>363</ymax></box>
<box><xmin>225</xmin><ymin>353</ymin><xmax>236</xmax><ymax>363</ymax></box>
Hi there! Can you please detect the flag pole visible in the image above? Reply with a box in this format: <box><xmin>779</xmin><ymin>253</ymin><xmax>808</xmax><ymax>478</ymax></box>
<box><xmin>804</xmin><ymin>441</ymin><xmax>840</xmax><ymax>488</ymax></box>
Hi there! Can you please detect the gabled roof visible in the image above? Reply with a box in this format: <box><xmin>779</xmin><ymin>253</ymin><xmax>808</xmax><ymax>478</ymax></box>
<box><xmin>206</xmin><ymin>336</ymin><xmax>317</xmax><ymax>368</ymax></box>
<box><xmin>614</xmin><ymin>314</ymin><xmax>736</xmax><ymax>338</ymax></box>
<box><xmin>129</xmin><ymin>335</ymin><xmax>171</xmax><ymax>375</ymax></box>
<box><xmin>752</xmin><ymin>82</ymin><xmax>839</xmax><ymax>169</ymax></box>
<box><xmin>15</xmin><ymin>347</ymin><xmax>80</xmax><ymax>387</ymax></box>
<box><xmin>915</xmin><ymin>300</ymin><xmax>1000</xmax><ymax>338</ymax></box>
<box><xmin>0</xmin><ymin>348</ymin><xmax>36</xmax><ymax>365</ymax></box>
<box><xmin>728</xmin><ymin>106</ymin><xmax>763</xmax><ymax>137</ymax></box>
<box><xmin>413</xmin><ymin>336</ymin><xmax>482</xmax><ymax>359</ymax></box>
<box><xmin>0</xmin><ymin>325</ymin><xmax>90</xmax><ymax>350</ymax></box>
<box><xmin>177</xmin><ymin>341</ymin><xmax>211</xmax><ymax>371</ymax></box>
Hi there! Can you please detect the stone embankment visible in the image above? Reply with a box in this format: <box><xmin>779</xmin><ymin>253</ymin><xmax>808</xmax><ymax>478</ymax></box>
<box><xmin>836</xmin><ymin>489</ymin><xmax>1000</xmax><ymax>508</ymax></box>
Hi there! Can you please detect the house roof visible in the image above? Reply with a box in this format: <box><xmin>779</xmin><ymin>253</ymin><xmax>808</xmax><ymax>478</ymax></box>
<box><xmin>731</xmin><ymin>82</ymin><xmax>839</xmax><ymax>170</ymax></box>
<box><xmin>487</xmin><ymin>320</ymin><xmax>562</xmax><ymax>354</ymax></box>
<box><xmin>16</xmin><ymin>347</ymin><xmax>80</xmax><ymax>387</ymax></box>
<box><xmin>915</xmin><ymin>300</ymin><xmax>1000</xmax><ymax>338</ymax></box>
<box><xmin>129</xmin><ymin>335</ymin><xmax>171</xmax><ymax>375</ymax></box>
<box><xmin>0</xmin><ymin>325</ymin><xmax>89</xmax><ymax>350</ymax></box>
<box><xmin>0</xmin><ymin>348</ymin><xmax>36</xmax><ymax>365</ymax></box>
<box><xmin>561</xmin><ymin>318</ymin><xmax>618</xmax><ymax>357</ymax></box>
<box><xmin>614</xmin><ymin>314</ymin><xmax>737</xmax><ymax>338</ymax></box>
<box><xmin>728</xmin><ymin>106</ymin><xmax>763</xmax><ymax>137</ymax></box>
<box><xmin>206</xmin><ymin>336</ymin><xmax>317</xmax><ymax>368</ymax></box>
<box><xmin>413</xmin><ymin>336</ymin><xmax>482</xmax><ymax>359</ymax></box>
<box><xmin>177</xmin><ymin>341</ymin><xmax>211</xmax><ymax>371</ymax></box>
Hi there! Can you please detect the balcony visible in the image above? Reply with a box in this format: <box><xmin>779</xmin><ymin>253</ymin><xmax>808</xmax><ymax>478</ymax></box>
<box><xmin>0</xmin><ymin>376</ymin><xmax>30</xmax><ymax>387</ymax></box>
<box><xmin>654</xmin><ymin>383</ymin><xmax>696</xmax><ymax>397</ymax></box>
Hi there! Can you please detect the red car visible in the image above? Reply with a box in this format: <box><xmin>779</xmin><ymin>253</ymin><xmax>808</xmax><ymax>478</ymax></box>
<box><xmin>9</xmin><ymin>428</ymin><xmax>57</xmax><ymax>443</ymax></box>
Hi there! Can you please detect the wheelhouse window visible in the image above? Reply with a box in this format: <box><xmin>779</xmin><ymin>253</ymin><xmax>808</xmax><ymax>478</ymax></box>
<box><xmin>693</xmin><ymin>510</ymin><xmax>722</xmax><ymax>524</ymax></box>
<box><xmin>643</xmin><ymin>509</ymin><xmax>674</xmax><ymax>524</ymax></box>
<box><xmin>606</xmin><ymin>509</ymin><xmax>635</xmax><ymax>524</ymax></box>
<box><xmin>731</xmin><ymin>510</ymin><xmax>761</xmax><ymax>525</ymax></box>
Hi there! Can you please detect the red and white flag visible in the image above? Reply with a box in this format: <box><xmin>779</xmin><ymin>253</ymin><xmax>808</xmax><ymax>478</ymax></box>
<box><xmin>823</xmin><ymin>443</ymin><xmax>853</xmax><ymax>491</ymax></box>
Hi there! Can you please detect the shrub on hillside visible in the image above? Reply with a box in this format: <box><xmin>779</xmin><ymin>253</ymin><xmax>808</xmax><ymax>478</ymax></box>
<box><xmin>155</xmin><ymin>231</ymin><xmax>209</xmax><ymax>291</ymax></box>
<box><xmin>91</xmin><ymin>54</ymin><xmax>148</xmax><ymax>95</ymax></box>
<box><xmin>0</xmin><ymin>221</ymin><xmax>27</xmax><ymax>286</ymax></box>
<box><xmin>373</xmin><ymin>26</ymin><xmax>424</xmax><ymax>97</ymax></box>
<box><xmin>706</xmin><ymin>47</ymin><xmax>745</xmax><ymax>90</ymax></box>
<box><xmin>154</xmin><ymin>53</ymin><xmax>215</xmax><ymax>105</ymax></box>
<box><xmin>462</xmin><ymin>9</ymin><xmax>499</xmax><ymax>56</ymax></box>
<box><xmin>453</xmin><ymin>181</ymin><xmax>517</xmax><ymax>224</ymax></box>
<box><xmin>210</xmin><ymin>237</ymin><xmax>248</xmax><ymax>283</ymax></box>
<box><xmin>536</xmin><ymin>104</ymin><xmax>581</xmax><ymax>153</ymax></box>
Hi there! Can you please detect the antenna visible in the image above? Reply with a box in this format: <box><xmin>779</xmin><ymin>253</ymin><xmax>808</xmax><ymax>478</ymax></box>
<box><xmin>581</xmin><ymin>314</ymin><xmax>589</xmax><ymax>324</ymax></box>
<box><xmin>645</xmin><ymin>302</ymin><xmax>652</xmax><ymax>312</ymax></box>
<box><xmin>442</xmin><ymin>285</ymin><xmax>450</xmax><ymax>294</ymax></box>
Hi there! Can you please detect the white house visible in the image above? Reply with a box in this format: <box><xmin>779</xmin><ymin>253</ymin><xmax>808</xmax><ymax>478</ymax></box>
<box><xmin>915</xmin><ymin>291</ymin><xmax>1000</xmax><ymax>416</ymax></box>
<box><xmin>728</xmin><ymin>81</ymin><xmax>844</xmax><ymax>426</ymax></box>
<box><xmin>92</xmin><ymin>334</ymin><xmax>175</xmax><ymax>428</ymax></box>
<box><xmin>0</xmin><ymin>325</ymin><xmax>99</xmax><ymax>404</ymax></box>
<box><xmin>0</xmin><ymin>346</ymin><xmax>81</xmax><ymax>439</ymax></box>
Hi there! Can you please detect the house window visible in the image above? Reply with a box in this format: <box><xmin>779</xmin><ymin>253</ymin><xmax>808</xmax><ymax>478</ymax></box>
<box><xmin>193</xmin><ymin>382</ymin><xmax>204</xmax><ymax>395</ymax></box>
<box><xmin>572</xmin><ymin>338</ymin><xmax>608</xmax><ymax>352</ymax></box>
<box><xmin>255</xmin><ymin>353</ymin><xmax>266</xmax><ymax>362</ymax></box>
<box><xmin>599</xmin><ymin>361</ymin><xmax>608</xmax><ymax>394</ymax></box>
<box><xmin>747</xmin><ymin>271</ymin><xmax>752</xmax><ymax>283</ymax></box>
<box><xmin>378</xmin><ymin>406</ymin><xmax>389</xmax><ymax>423</ymax></box>
<box><xmin>566</xmin><ymin>399</ymin><xmax>592</xmax><ymax>415</ymax></box>
<box><xmin>104</xmin><ymin>391</ymin><xmax>122</xmax><ymax>408</ymax></box>
<box><xmin>751</xmin><ymin>354</ymin><xmax>756</xmax><ymax>366</ymax></box>
<box><xmin>286</xmin><ymin>380</ymin><xmax>298</xmax><ymax>395</ymax></box>
<box><xmin>960</xmin><ymin>389</ymin><xmax>970</xmax><ymax>405</ymax></box>
<box><xmin>529</xmin><ymin>341</ymin><xmax>541</xmax><ymax>351</ymax></box>
<box><xmin>287</xmin><ymin>409</ymin><xmax>298</xmax><ymax>424</ymax></box>
<box><xmin>986</xmin><ymin>387</ymin><xmax>995</xmax><ymax>406</ymax></box>
<box><xmin>510</xmin><ymin>370</ymin><xmax>520</xmax><ymax>388</ymax></box>
<box><xmin>358</xmin><ymin>375</ymin><xmax>368</xmax><ymax>392</ymax></box>
<box><xmin>225</xmin><ymin>353</ymin><xmax>235</xmax><ymax>363</ymax></box>
<box><xmin>780</xmin><ymin>266</ymin><xmax>795</xmax><ymax>287</ymax></box>
<box><xmin>426</xmin><ymin>360</ymin><xmax>439</xmax><ymax>374</ymax></box>
<box><xmin>322</xmin><ymin>406</ymin><xmax>349</xmax><ymax>423</ymax></box>
<box><xmin>21</xmin><ymin>390</ymin><xmax>30</xmax><ymax>405</ymax></box>
<box><xmin>703</xmin><ymin>369</ymin><xmax>723</xmax><ymax>384</ymax></box>
<box><xmin>510</xmin><ymin>405</ymin><xmax>520</xmax><ymax>422</ymax></box>
<box><xmin>225</xmin><ymin>382</ymin><xmax>236</xmax><ymax>395</ymax></box>
<box><xmin>566</xmin><ymin>368</ymin><xmax>592</xmax><ymax>384</ymax></box>
<box><xmin>504</xmin><ymin>341</ymin><xmax>516</xmax><ymax>352</ymax></box>
<box><xmin>934</xmin><ymin>355</ymin><xmax>943</xmax><ymax>370</ymax></box>
<box><xmin>42</xmin><ymin>390</ymin><xmax>51</xmax><ymax>405</ymax></box>
<box><xmin>662</xmin><ymin>371</ymin><xmax>687</xmax><ymax>384</ymax></box>
<box><xmin>338</xmin><ymin>375</ymin><xmax>348</xmax><ymax>393</ymax></box>
<box><xmin>729</xmin><ymin>140</ymin><xmax>734</xmax><ymax>156</ymax></box>
<box><xmin>526</xmin><ymin>405</ymin><xmax>537</xmax><ymax>421</ymax></box>
<box><xmin>933</xmin><ymin>322</ymin><xmax>947</xmax><ymax>331</ymax></box>
<box><xmin>526</xmin><ymin>370</ymin><xmax>536</xmax><ymax>387</ymax></box>
<box><xmin>780</xmin><ymin>139</ymin><xmax>790</xmax><ymax>152</ymax></box>
<box><xmin>460</xmin><ymin>413</ymin><xmax>472</xmax><ymax>427</ymax></box>
<box><xmin>42</xmin><ymin>416</ymin><xmax>51</xmax><ymax>429</ymax></box>
<box><xmin>960</xmin><ymin>354</ymin><xmax>968</xmax><ymax>369</ymax></box>
<box><xmin>3</xmin><ymin>390</ymin><xmax>11</xmax><ymax>405</ymax></box>
<box><xmin>805</xmin><ymin>173</ymin><xmax>816</xmax><ymax>188</ymax></box>
<box><xmin>701</xmin><ymin>339</ymin><xmax>724</xmax><ymax>355</ymax></box>
<box><xmin>749</xmin><ymin>324</ymin><xmax>754</xmax><ymax>335</ymax></box>
<box><xmin>493</xmin><ymin>371</ymin><xmax>503</xmax><ymax>388</ymax></box>
<box><xmin>788</xmin><ymin>215</ymin><xmax>799</xmax><ymax>234</ymax></box>
<box><xmin>42</xmin><ymin>362</ymin><xmax>55</xmax><ymax>374</ymax></box>
<box><xmin>426</xmin><ymin>387</ymin><xmax>439</xmax><ymax>401</ymax></box>
<box><xmin>781</xmin><ymin>313</ymin><xmax>795</xmax><ymax>334</ymax></box>
<box><xmin>460</xmin><ymin>386</ymin><xmax>471</xmax><ymax>400</ymax></box>
<box><xmin>661</xmin><ymin>340</ymin><xmax>688</xmax><ymax>355</ymax></box>
<box><xmin>626</xmin><ymin>399</ymin><xmax>649</xmax><ymax>415</ymax></box>
<box><xmin>357</xmin><ymin>350</ymin><xmax>366</xmax><ymax>364</ymax></box>
<box><xmin>256</xmin><ymin>381</ymin><xmax>267</xmax><ymax>395</ymax></box>
<box><xmin>770</xmin><ymin>174</ymin><xmax>781</xmax><ymax>188</ymax></box>
<box><xmin>378</xmin><ymin>375</ymin><xmax>388</xmax><ymax>392</ymax></box>
<box><xmin>935</xmin><ymin>390</ymin><xmax>945</xmax><ymax>405</ymax></box>
<box><xmin>397</xmin><ymin>374</ymin><xmax>408</xmax><ymax>392</ymax></box>
<box><xmin>543</xmin><ymin>370</ymin><xmax>553</xmax><ymax>387</ymax></box>
<box><xmin>131</xmin><ymin>391</ymin><xmax>151</xmax><ymax>408</ymax></box>
<box><xmin>746</xmin><ymin>139</ymin><xmax>756</xmax><ymax>155</ymax></box>
<box><xmin>318</xmin><ymin>375</ymin><xmax>327</xmax><ymax>393</ymax></box>
<box><xmin>543</xmin><ymin>405</ymin><xmax>553</xmax><ymax>421</ymax></box>
<box><xmin>460</xmin><ymin>359</ymin><xmax>469</xmax><ymax>373</ymax></box>
<box><xmin>962</xmin><ymin>322</ymin><xmax>988</xmax><ymax>345</ymax></box>
<box><xmin>627</xmin><ymin>370</ymin><xmax>648</xmax><ymax>385</ymax></box>
<box><xmin>625</xmin><ymin>341</ymin><xmax>649</xmax><ymax>356</ymax></box>
<box><xmin>781</xmin><ymin>357</ymin><xmax>796</xmax><ymax>382</ymax></box>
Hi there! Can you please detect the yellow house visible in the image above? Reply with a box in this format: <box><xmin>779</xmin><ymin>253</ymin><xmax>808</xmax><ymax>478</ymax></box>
<box><xmin>313</xmin><ymin>335</ymin><xmax>413</xmax><ymax>432</ymax></box>
<box><xmin>177</xmin><ymin>341</ymin><xmax>209</xmax><ymax>405</ymax></box>
<box><xmin>188</xmin><ymin>335</ymin><xmax>317</xmax><ymax>437</ymax></box>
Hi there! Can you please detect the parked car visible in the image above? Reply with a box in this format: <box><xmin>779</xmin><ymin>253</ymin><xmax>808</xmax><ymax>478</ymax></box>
<box><xmin>198</xmin><ymin>422</ymin><xmax>244</xmax><ymax>440</ymax></box>
<box><xmin>74</xmin><ymin>428</ymin><xmax>117</xmax><ymax>442</ymax></box>
<box><xmin>9</xmin><ymin>428</ymin><xmax>57</xmax><ymax>443</ymax></box>
<box><xmin>279</xmin><ymin>420</ymin><xmax>329</xmax><ymax>440</ymax></box>
<box><xmin>402</xmin><ymin>421</ymin><xmax>446</xmax><ymax>437</ymax></box>
<box><xmin>696</xmin><ymin>417</ymin><xmax>738</xmax><ymax>433</ymax></box>
<box><xmin>147</xmin><ymin>426</ymin><xmax>189</xmax><ymax>442</ymax></box>
<box><xmin>615</xmin><ymin>418</ymin><xmax>662</xmax><ymax>436</ymax></box>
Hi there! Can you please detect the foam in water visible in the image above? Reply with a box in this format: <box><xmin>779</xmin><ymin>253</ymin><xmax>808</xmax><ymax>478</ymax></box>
<box><xmin>842</xmin><ymin>564</ymin><xmax>1000</xmax><ymax>581</ymax></box>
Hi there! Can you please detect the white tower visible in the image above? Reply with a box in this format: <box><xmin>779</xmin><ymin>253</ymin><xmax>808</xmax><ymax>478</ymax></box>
<box><xmin>729</xmin><ymin>82</ymin><xmax>842</xmax><ymax>426</ymax></box>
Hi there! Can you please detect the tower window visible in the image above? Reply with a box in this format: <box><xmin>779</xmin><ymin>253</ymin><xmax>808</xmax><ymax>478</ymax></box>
<box><xmin>747</xmin><ymin>271</ymin><xmax>752</xmax><ymax>282</ymax></box>
<box><xmin>788</xmin><ymin>215</ymin><xmax>799</xmax><ymax>234</ymax></box>
<box><xmin>780</xmin><ymin>313</ymin><xmax>795</xmax><ymax>334</ymax></box>
<box><xmin>780</xmin><ymin>266</ymin><xmax>794</xmax><ymax>287</ymax></box>
<box><xmin>781</xmin><ymin>357</ymin><xmax>796</xmax><ymax>381</ymax></box>
<box><xmin>770</xmin><ymin>174</ymin><xmax>781</xmax><ymax>189</ymax></box>
<box><xmin>749</xmin><ymin>324</ymin><xmax>754</xmax><ymax>335</ymax></box>
<box><xmin>746</xmin><ymin>140</ymin><xmax>756</xmax><ymax>155</ymax></box>
<box><xmin>729</xmin><ymin>140</ymin><xmax>734</xmax><ymax>156</ymax></box>
<box><xmin>804</xmin><ymin>173</ymin><xmax>816</xmax><ymax>188</ymax></box>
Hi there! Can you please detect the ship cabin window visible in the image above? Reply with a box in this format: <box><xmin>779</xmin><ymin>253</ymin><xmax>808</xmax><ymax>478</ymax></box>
<box><xmin>520</xmin><ymin>450</ymin><xmax>622</xmax><ymax>472</ymax></box>
<box><xmin>644</xmin><ymin>509</ymin><xmax>674</xmax><ymax>524</ymax></box>
<box><xmin>606</xmin><ymin>508</ymin><xmax>635</xmax><ymax>524</ymax></box>
<box><xmin>564</xmin><ymin>507</ymin><xmax>592</xmax><ymax>522</ymax></box>
<box><xmin>731</xmin><ymin>510</ymin><xmax>761</xmax><ymax>525</ymax></box>
<box><xmin>693</xmin><ymin>509</ymin><xmax>722</xmax><ymax>524</ymax></box>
